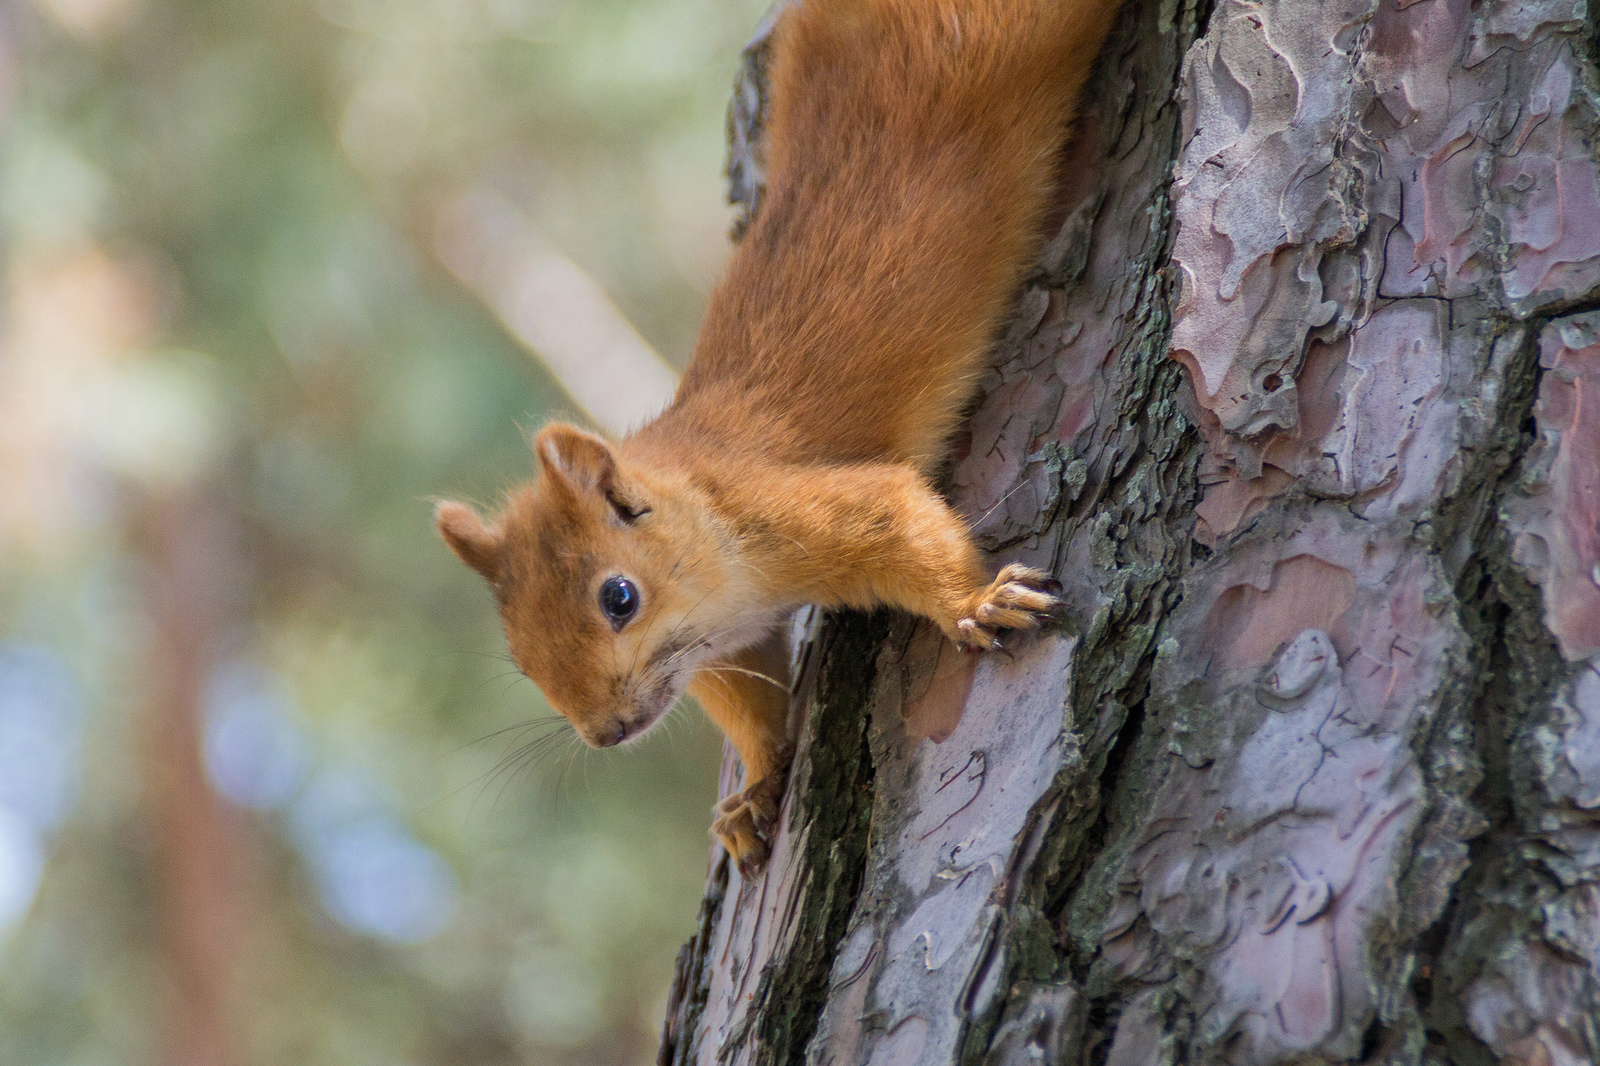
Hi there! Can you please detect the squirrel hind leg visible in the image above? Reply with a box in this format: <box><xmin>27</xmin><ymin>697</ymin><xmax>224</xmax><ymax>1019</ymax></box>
<box><xmin>712</xmin><ymin>773</ymin><xmax>788</xmax><ymax>880</ymax></box>
<box><xmin>690</xmin><ymin>631</ymin><xmax>794</xmax><ymax>877</ymax></box>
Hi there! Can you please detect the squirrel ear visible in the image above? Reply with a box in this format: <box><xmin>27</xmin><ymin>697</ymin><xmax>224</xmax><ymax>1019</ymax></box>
<box><xmin>534</xmin><ymin>423</ymin><xmax>616</xmax><ymax>495</ymax></box>
<box><xmin>436</xmin><ymin>501</ymin><xmax>503</xmax><ymax>581</ymax></box>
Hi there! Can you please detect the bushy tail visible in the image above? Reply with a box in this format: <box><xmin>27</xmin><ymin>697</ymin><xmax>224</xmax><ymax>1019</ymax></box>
<box><xmin>766</xmin><ymin>0</ymin><xmax>1119</xmax><ymax>163</ymax></box>
<box><xmin>683</xmin><ymin>0</ymin><xmax>1125</xmax><ymax>469</ymax></box>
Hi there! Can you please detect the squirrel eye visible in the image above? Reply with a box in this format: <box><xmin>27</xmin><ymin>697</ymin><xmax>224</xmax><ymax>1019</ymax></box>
<box><xmin>598</xmin><ymin>576</ymin><xmax>640</xmax><ymax>627</ymax></box>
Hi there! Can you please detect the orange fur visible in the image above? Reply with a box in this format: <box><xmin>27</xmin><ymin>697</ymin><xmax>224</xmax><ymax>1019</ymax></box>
<box><xmin>439</xmin><ymin>0</ymin><xmax>1121</xmax><ymax>875</ymax></box>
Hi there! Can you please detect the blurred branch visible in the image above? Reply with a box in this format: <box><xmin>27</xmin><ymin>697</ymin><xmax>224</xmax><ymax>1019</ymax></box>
<box><xmin>435</xmin><ymin>190</ymin><xmax>679</xmax><ymax>439</ymax></box>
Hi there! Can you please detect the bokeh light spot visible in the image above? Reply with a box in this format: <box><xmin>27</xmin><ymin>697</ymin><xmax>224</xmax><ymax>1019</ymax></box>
<box><xmin>202</xmin><ymin>661</ymin><xmax>309</xmax><ymax>811</ymax></box>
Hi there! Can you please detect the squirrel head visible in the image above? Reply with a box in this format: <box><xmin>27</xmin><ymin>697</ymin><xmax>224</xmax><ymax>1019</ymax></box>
<box><xmin>436</xmin><ymin>423</ymin><xmax>747</xmax><ymax>748</ymax></box>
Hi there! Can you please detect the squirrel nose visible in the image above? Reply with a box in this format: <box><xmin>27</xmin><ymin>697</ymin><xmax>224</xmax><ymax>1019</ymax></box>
<box><xmin>595</xmin><ymin>720</ymin><xmax>627</xmax><ymax>747</ymax></box>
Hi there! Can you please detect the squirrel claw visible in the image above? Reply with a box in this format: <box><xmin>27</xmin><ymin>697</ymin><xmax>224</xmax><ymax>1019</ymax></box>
<box><xmin>953</xmin><ymin>563</ymin><xmax>1062</xmax><ymax>653</ymax></box>
<box><xmin>712</xmin><ymin>774</ymin><xmax>785</xmax><ymax>879</ymax></box>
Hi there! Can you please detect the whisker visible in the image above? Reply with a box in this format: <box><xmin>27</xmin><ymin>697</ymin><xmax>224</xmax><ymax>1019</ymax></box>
<box><xmin>465</xmin><ymin>719</ymin><xmax>577</xmax><ymax>813</ymax></box>
<box><xmin>554</xmin><ymin>740</ymin><xmax>583</xmax><ymax>815</ymax></box>
<box><xmin>972</xmin><ymin>474</ymin><xmax>1034</xmax><ymax>528</ymax></box>
<box><xmin>695</xmin><ymin>664</ymin><xmax>786</xmax><ymax>690</ymax></box>
<box><xmin>492</xmin><ymin>728</ymin><xmax>577</xmax><ymax>812</ymax></box>
<box><xmin>421</xmin><ymin>716</ymin><xmax>573</xmax><ymax>814</ymax></box>
<box><xmin>448</xmin><ymin>715</ymin><xmax>566</xmax><ymax>757</ymax></box>
<box><xmin>656</xmin><ymin>582</ymin><xmax>724</xmax><ymax>660</ymax></box>
<box><xmin>625</xmin><ymin>550</ymin><xmax>712</xmax><ymax>683</ymax></box>
<box><xmin>453</xmin><ymin>649</ymin><xmax>519</xmax><ymax>665</ymax></box>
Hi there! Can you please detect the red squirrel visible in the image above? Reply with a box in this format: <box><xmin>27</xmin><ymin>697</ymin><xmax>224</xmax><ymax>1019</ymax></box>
<box><xmin>438</xmin><ymin>0</ymin><xmax>1122</xmax><ymax>876</ymax></box>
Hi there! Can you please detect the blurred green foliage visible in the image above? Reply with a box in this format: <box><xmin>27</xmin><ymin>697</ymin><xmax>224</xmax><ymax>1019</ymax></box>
<box><xmin>0</xmin><ymin>0</ymin><xmax>769</xmax><ymax>1062</ymax></box>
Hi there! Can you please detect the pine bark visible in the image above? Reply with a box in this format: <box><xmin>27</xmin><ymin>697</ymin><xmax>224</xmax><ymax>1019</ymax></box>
<box><xmin>660</xmin><ymin>2</ymin><xmax>1600</xmax><ymax>1064</ymax></box>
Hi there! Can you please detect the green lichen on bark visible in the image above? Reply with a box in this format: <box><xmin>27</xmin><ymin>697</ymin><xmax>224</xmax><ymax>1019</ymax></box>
<box><xmin>1397</xmin><ymin>320</ymin><xmax>1544</xmax><ymax>1061</ymax></box>
<box><xmin>657</xmin><ymin>610</ymin><xmax>885</xmax><ymax>1066</ymax></box>
<box><xmin>956</xmin><ymin>0</ymin><xmax>1209</xmax><ymax>1059</ymax></box>
<box><xmin>745</xmin><ymin>612</ymin><xmax>886</xmax><ymax>1066</ymax></box>
<box><xmin>1418</xmin><ymin>308</ymin><xmax>1600</xmax><ymax>1064</ymax></box>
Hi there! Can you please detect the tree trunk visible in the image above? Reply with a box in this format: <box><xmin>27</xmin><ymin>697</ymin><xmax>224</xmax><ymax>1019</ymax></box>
<box><xmin>660</xmin><ymin>2</ymin><xmax>1600</xmax><ymax>1064</ymax></box>
<box><xmin>138</xmin><ymin>491</ymin><xmax>251</xmax><ymax>1066</ymax></box>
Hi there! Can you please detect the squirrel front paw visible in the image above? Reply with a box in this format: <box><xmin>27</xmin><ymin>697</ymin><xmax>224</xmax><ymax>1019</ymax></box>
<box><xmin>954</xmin><ymin>563</ymin><xmax>1063</xmax><ymax>652</ymax></box>
<box><xmin>712</xmin><ymin>773</ymin><xmax>786</xmax><ymax>879</ymax></box>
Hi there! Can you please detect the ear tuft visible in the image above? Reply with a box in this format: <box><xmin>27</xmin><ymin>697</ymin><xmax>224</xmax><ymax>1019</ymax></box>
<box><xmin>535</xmin><ymin>423</ymin><xmax>616</xmax><ymax>495</ymax></box>
<box><xmin>436</xmin><ymin>501</ymin><xmax>504</xmax><ymax>582</ymax></box>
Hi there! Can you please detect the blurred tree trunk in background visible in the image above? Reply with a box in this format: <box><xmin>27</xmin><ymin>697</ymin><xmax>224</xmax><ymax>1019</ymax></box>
<box><xmin>139</xmin><ymin>492</ymin><xmax>249</xmax><ymax>1066</ymax></box>
<box><xmin>660</xmin><ymin>1</ymin><xmax>1600</xmax><ymax>1064</ymax></box>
